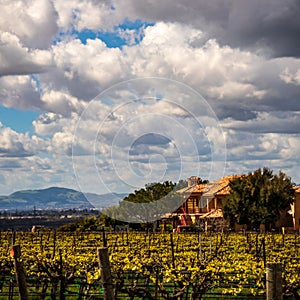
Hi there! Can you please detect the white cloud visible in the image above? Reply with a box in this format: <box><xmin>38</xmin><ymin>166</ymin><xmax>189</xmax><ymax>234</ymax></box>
<box><xmin>1</xmin><ymin>1</ymin><xmax>300</xmax><ymax>193</ymax></box>
<box><xmin>40</xmin><ymin>90</ymin><xmax>86</xmax><ymax>116</ymax></box>
<box><xmin>280</xmin><ymin>68</ymin><xmax>300</xmax><ymax>86</ymax></box>
<box><xmin>142</xmin><ymin>22</ymin><xmax>202</xmax><ymax>46</ymax></box>
<box><xmin>34</xmin><ymin>22</ymin><xmax>300</xmax><ymax>122</ymax></box>
<box><xmin>0</xmin><ymin>32</ymin><xmax>52</xmax><ymax>76</ymax></box>
<box><xmin>40</xmin><ymin>38</ymin><xmax>125</xmax><ymax>101</ymax></box>
<box><xmin>0</xmin><ymin>75</ymin><xmax>41</xmax><ymax>109</ymax></box>
<box><xmin>223</xmin><ymin>111</ymin><xmax>300</xmax><ymax>134</ymax></box>
<box><xmin>0</xmin><ymin>0</ymin><xmax>58</xmax><ymax>48</ymax></box>
<box><xmin>223</xmin><ymin>128</ymin><xmax>300</xmax><ymax>184</ymax></box>
<box><xmin>52</xmin><ymin>131</ymin><xmax>75</xmax><ymax>155</ymax></box>
<box><xmin>116</xmin><ymin>0</ymin><xmax>300</xmax><ymax>57</ymax></box>
<box><xmin>207</xmin><ymin>81</ymin><xmax>267</xmax><ymax>101</ymax></box>
<box><xmin>53</xmin><ymin>0</ymin><xmax>122</xmax><ymax>31</ymax></box>
<box><xmin>33</xmin><ymin>112</ymin><xmax>68</xmax><ymax>136</ymax></box>
<box><xmin>0</xmin><ymin>123</ymin><xmax>48</xmax><ymax>157</ymax></box>
<box><xmin>0</xmin><ymin>154</ymin><xmax>78</xmax><ymax>195</ymax></box>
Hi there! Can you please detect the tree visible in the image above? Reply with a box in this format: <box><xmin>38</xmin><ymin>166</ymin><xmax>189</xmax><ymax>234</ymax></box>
<box><xmin>119</xmin><ymin>181</ymin><xmax>178</xmax><ymax>223</ymax></box>
<box><xmin>102</xmin><ymin>181</ymin><xmax>188</xmax><ymax>224</ymax></box>
<box><xmin>123</xmin><ymin>181</ymin><xmax>176</xmax><ymax>204</ymax></box>
<box><xmin>223</xmin><ymin>167</ymin><xmax>295</xmax><ymax>230</ymax></box>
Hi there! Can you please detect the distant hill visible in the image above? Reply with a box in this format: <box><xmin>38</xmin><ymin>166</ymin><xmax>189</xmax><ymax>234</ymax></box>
<box><xmin>0</xmin><ymin>187</ymin><xmax>127</xmax><ymax>211</ymax></box>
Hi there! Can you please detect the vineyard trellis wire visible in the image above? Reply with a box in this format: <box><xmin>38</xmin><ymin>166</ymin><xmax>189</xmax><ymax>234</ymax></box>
<box><xmin>0</xmin><ymin>230</ymin><xmax>299</xmax><ymax>299</ymax></box>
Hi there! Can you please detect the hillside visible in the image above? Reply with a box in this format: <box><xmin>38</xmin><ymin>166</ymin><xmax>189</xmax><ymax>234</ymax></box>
<box><xmin>0</xmin><ymin>187</ymin><xmax>127</xmax><ymax>211</ymax></box>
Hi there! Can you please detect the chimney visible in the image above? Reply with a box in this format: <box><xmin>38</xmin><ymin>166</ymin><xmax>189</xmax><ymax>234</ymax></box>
<box><xmin>188</xmin><ymin>176</ymin><xmax>201</xmax><ymax>187</ymax></box>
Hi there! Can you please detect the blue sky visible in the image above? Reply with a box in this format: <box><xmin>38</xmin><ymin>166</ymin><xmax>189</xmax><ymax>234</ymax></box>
<box><xmin>0</xmin><ymin>0</ymin><xmax>300</xmax><ymax>196</ymax></box>
<box><xmin>1</xmin><ymin>19</ymin><xmax>153</xmax><ymax>134</ymax></box>
<box><xmin>71</xmin><ymin>19</ymin><xmax>154</xmax><ymax>47</ymax></box>
<box><xmin>52</xmin><ymin>18</ymin><xmax>154</xmax><ymax>48</ymax></box>
<box><xmin>0</xmin><ymin>106</ymin><xmax>39</xmax><ymax>134</ymax></box>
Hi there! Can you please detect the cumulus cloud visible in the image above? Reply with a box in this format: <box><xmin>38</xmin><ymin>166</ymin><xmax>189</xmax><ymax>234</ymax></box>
<box><xmin>223</xmin><ymin>111</ymin><xmax>300</xmax><ymax>134</ymax></box>
<box><xmin>33</xmin><ymin>112</ymin><xmax>68</xmax><ymax>136</ymax></box>
<box><xmin>0</xmin><ymin>0</ymin><xmax>58</xmax><ymax>49</ymax></box>
<box><xmin>116</xmin><ymin>0</ymin><xmax>300</xmax><ymax>57</ymax></box>
<box><xmin>0</xmin><ymin>123</ymin><xmax>47</xmax><ymax>157</ymax></box>
<box><xmin>0</xmin><ymin>32</ymin><xmax>52</xmax><ymax>76</ymax></box>
<box><xmin>38</xmin><ymin>38</ymin><xmax>125</xmax><ymax>101</ymax></box>
<box><xmin>8</xmin><ymin>20</ymin><xmax>297</xmax><ymax>126</ymax></box>
<box><xmin>53</xmin><ymin>0</ymin><xmax>120</xmax><ymax>31</ymax></box>
<box><xmin>224</xmin><ymin>128</ymin><xmax>300</xmax><ymax>182</ymax></box>
<box><xmin>36</xmin><ymin>20</ymin><xmax>300</xmax><ymax>188</ymax></box>
<box><xmin>40</xmin><ymin>90</ymin><xmax>86</xmax><ymax>116</ymax></box>
<box><xmin>280</xmin><ymin>68</ymin><xmax>300</xmax><ymax>86</ymax></box>
<box><xmin>41</xmin><ymin>22</ymin><xmax>274</xmax><ymax>115</ymax></box>
<box><xmin>0</xmin><ymin>0</ymin><xmax>55</xmax><ymax>79</ymax></box>
<box><xmin>1</xmin><ymin>0</ymin><xmax>300</xmax><ymax>193</ymax></box>
<box><xmin>0</xmin><ymin>75</ymin><xmax>42</xmax><ymax>109</ymax></box>
<box><xmin>70</xmin><ymin>77</ymin><xmax>227</xmax><ymax>194</ymax></box>
<box><xmin>0</xmin><ymin>155</ymin><xmax>77</xmax><ymax>195</ymax></box>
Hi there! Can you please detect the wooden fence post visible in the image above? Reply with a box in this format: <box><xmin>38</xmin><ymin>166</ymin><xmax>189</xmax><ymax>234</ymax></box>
<box><xmin>11</xmin><ymin>244</ymin><xmax>28</xmax><ymax>300</ymax></box>
<box><xmin>266</xmin><ymin>262</ymin><xmax>283</xmax><ymax>300</ymax></box>
<box><xmin>97</xmin><ymin>247</ymin><xmax>114</xmax><ymax>300</ymax></box>
<box><xmin>52</xmin><ymin>229</ymin><xmax>56</xmax><ymax>259</ymax></box>
<box><xmin>59</xmin><ymin>249</ymin><xmax>66</xmax><ymax>300</ymax></box>
<box><xmin>102</xmin><ymin>228</ymin><xmax>107</xmax><ymax>247</ymax></box>
<box><xmin>170</xmin><ymin>233</ymin><xmax>175</xmax><ymax>268</ymax></box>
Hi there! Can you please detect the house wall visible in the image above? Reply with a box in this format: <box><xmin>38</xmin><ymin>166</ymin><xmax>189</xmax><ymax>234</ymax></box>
<box><xmin>275</xmin><ymin>208</ymin><xmax>294</xmax><ymax>229</ymax></box>
<box><xmin>176</xmin><ymin>183</ymin><xmax>300</xmax><ymax>231</ymax></box>
<box><xmin>216</xmin><ymin>198</ymin><xmax>223</xmax><ymax>209</ymax></box>
<box><xmin>183</xmin><ymin>196</ymin><xmax>226</xmax><ymax>213</ymax></box>
<box><xmin>186</xmin><ymin>198</ymin><xmax>200</xmax><ymax>214</ymax></box>
<box><xmin>292</xmin><ymin>192</ymin><xmax>300</xmax><ymax>230</ymax></box>
<box><xmin>208</xmin><ymin>199</ymin><xmax>214</xmax><ymax>211</ymax></box>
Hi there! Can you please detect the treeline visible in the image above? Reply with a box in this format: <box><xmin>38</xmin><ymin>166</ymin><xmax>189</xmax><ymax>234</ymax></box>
<box><xmin>58</xmin><ymin>167</ymin><xmax>296</xmax><ymax>232</ymax></box>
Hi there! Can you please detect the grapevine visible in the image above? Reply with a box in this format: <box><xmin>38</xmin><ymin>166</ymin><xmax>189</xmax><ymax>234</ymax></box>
<box><xmin>0</xmin><ymin>231</ymin><xmax>299</xmax><ymax>299</ymax></box>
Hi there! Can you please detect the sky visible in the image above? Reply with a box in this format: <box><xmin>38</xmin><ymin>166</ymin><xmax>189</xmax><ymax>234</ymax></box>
<box><xmin>0</xmin><ymin>0</ymin><xmax>300</xmax><ymax>197</ymax></box>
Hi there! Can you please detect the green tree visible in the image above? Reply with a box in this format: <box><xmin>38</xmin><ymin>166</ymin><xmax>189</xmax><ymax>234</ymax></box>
<box><xmin>223</xmin><ymin>167</ymin><xmax>295</xmax><ymax>230</ymax></box>
<box><xmin>123</xmin><ymin>181</ymin><xmax>176</xmax><ymax>204</ymax></box>
<box><xmin>102</xmin><ymin>181</ymin><xmax>187</xmax><ymax>224</ymax></box>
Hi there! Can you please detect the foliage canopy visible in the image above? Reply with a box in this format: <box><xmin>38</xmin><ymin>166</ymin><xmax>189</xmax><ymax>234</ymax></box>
<box><xmin>223</xmin><ymin>167</ymin><xmax>295</xmax><ymax>230</ymax></box>
<box><xmin>102</xmin><ymin>180</ymin><xmax>188</xmax><ymax>224</ymax></box>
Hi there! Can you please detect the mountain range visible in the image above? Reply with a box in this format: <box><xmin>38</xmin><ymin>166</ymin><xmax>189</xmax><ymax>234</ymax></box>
<box><xmin>0</xmin><ymin>187</ymin><xmax>127</xmax><ymax>211</ymax></box>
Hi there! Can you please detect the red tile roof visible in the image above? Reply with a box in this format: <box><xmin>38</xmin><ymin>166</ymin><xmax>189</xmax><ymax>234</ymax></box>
<box><xmin>178</xmin><ymin>174</ymin><xmax>242</xmax><ymax>197</ymax></box>
<box><xmin>200</xmin><ymin>209</ymin><xmax>223</xmax><ymax>219</ymax></box>
<box><xmin>294</xmin><ymin>186</ymin><xmax>300</xmax><ymax>193</ymax></box>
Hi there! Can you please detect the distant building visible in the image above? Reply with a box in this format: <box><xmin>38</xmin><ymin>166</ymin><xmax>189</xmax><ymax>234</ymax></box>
<box><xmin>168</xmin><ymin>175</ymin><xmax>297</xmax><ymax>232</ymax></box>
<box><xmin>169</xmin><ymin>175</ymin><xmax>240</xmax><ymax>232</ymax></box>
<box><xmin>291</xmin><ymin>186</ymin><xmax>300</xmax><ymax>231</ymax></box>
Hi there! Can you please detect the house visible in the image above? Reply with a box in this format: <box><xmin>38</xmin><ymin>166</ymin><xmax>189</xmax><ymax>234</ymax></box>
<box><xmin>291</xmin><ymin>186</ymin><xmax>300</xmax><ymax>231</ymax></box>
<box><xmin>171</xmin><ymin>175</ymin><xmax>241</xmax><ymax>232</ymax></box>
<box><xmin>169</xmin><ymin>175</ymin><xmax>298</xmax><ymax>232</ymax></box>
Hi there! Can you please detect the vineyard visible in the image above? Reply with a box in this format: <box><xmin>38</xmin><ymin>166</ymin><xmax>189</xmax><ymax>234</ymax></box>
<box><xmin>0</xmin><ymin>230</ymin><xmax>300</xmax><ymax>299</ymax></box>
